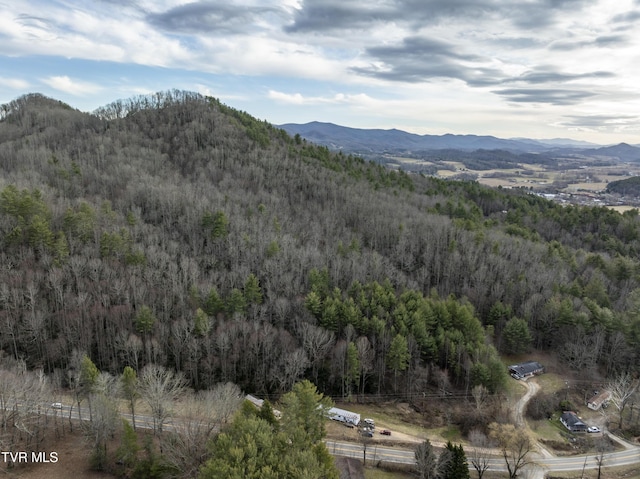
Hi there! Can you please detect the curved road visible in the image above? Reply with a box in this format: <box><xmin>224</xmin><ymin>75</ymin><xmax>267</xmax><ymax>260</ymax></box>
<box><xmin>325</xmin><ymin>438</ymin><xmax>640</xmax><ymax>469</ymax></box>
<box><xmin>514</xmin><ymin>379</ymin><xmax>555</xmax><ymax>462</ymax></box>
<box><xmin>326</xmin><ymin>435</ymin><xmax>640</xmax><ymax>475</ymax></box>
<box><xmin>514</xmin><ymin>378</ymin><xmax>539</xmax><ymax>427</ymax></box>
<box><xmin>327</xmin><ymin>379</ymin><xmax>640</xmax><ymax>478</ymax></box>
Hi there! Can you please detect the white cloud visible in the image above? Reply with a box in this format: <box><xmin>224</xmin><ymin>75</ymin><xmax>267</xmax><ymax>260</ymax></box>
<box><xmin>0</xmin><ymin>77</ymin><xmax>30</xmax><ymax>90</ymax></box>
<box><xmin>268</xmin><ymin>90</ymin><xmax>378</xmax><ymax>107</ymax></box>
<box><xmin>41</xmin><ymin>76</ymin><xmax>102</xmax><ymax>96</ymax></box>
<box><xmin>1</xmin><ymin>1</ymin><xmax>193</xmax><ymax>67</ymax></box>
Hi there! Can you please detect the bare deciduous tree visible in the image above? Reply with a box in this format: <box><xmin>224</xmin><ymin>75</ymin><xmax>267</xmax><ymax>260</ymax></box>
<box><xmin>300</xmin><ymin>322</ymin><xmax>335</xmax><ymax>384</ymax></box>
<box><xmin>273</xmin><ymin>348</ymin><xmax>309</xmax><ymax>393</ymax></box>
<box><xmin>161</xmin><ymin>383</ymin><xmax>242</xmax><ymax>477</ymax></box>
<box><xmin>205</xmin><ymin>381</ymin><xmax>243</xmax><ymax>425</ymax></box>
<box><xmin>85</xmin><ymin>372</ymin><xmax>120</xmax><ymax>470</ymax></box>
<box><xmin>0</xmin><ymin>358</ymin><xmax>51</xmax><ymax>454</ymax></box>
<box><xmin>356</xmin><ymin>335</ymin><xmax>374</xmax><ymax>396</ymax></box>
<box><xmin>561</xmin><ymin>325</ymin><xmax>605</xmax><ymax>376</ymax></box>
<box><xmin>607</xmin><ymin>372</ymin><xmax>638</xmax><ymax>430</ymax></box>
<box><xmin>471</xmin><ymin>385</ymin><xmax>489</xmax><ymax>411</ymax></box>
<box><xmin>488</xmin><ymin>422</ymin><xmax>533</xmax><ymax>479</ymax></box>
<box><xmin>468</xmin><ymin>429</ymin><xmax>492</xmax><ymax>479</ymax></box>
<box><xmin>139</xmin><ymin>364</ymin><xmax>188</xmax><ymax>433</ymax></box>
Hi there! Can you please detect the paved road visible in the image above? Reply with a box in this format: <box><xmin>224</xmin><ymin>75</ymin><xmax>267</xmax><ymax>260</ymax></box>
<box><xmin>326</xmin><ymin>440</ymin><xmax>419</xmax><ymax>465</ymax></box>
<box><xmin>327</xmin><ymin>437</ymin><xmax>640</xmax><ymax>475</ymax></box>
<box><xmin>49</xmin><ymin>403</ymin><xmax>179</xmax><ymax>432</ymax></box>
<box><xmin>542</xmin><ymin>447</ymin><xmax>640</xmax><ymax>470</ymax></box>
<box><xmin>48</xmin><ymin>400</ymin><xmax>640</xmax><ymax>476</ymax></box>
<box><xmin>326</xmin><ymin>379</ymin><xmax>640</xmax><ymax>478</ymax></box>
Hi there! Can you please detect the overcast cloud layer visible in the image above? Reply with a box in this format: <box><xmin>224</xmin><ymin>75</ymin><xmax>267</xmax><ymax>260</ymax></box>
<box><xmin>1</xmin><ymin>0</ymin><xmax>640</xmax><ymax>143</ymax></box>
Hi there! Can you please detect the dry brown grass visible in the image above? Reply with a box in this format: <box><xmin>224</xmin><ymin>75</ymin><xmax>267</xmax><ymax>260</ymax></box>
<box><xmin>0</xmin><ymin>430</ymin><xmax>116</xmax><ymax>479</ymax></box>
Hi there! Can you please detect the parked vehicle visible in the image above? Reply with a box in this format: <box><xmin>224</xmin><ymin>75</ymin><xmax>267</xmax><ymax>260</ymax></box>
<box><xmin>380</xmin><ymin>429</ymin><xmax>391</xmax><ymax>436</ymax></box>
<box><xmin>51</xmin><ymin>402</ymin><xmax>62</xmax><ymax>409</ymax></box>
<box><xmin>361</xmin><ymin>431</ymin><xmax>373</xmax><ymax>438</ymax></box>
<box><xmin>587</xmin><ymin>426</ymin><xmax>601</xmax><ymax>433</ymax></box>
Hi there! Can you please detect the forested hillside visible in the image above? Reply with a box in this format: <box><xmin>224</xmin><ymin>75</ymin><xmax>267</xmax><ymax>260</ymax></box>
<box><xmin>1</xmin><ymin>91</ymin><xmax>639</xmax><ymax>400</ymax></box>
<box><xmin>607</xmin><ymin>176</ymin><xmax>640</xmax><ymax>197</ymax></box>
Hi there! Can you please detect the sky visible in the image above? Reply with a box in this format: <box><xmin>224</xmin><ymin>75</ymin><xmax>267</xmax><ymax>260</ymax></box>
<box><xmin>1</xmin><ymin>0</ymin><xmax>640</xmax><ymax>145</ymax></box>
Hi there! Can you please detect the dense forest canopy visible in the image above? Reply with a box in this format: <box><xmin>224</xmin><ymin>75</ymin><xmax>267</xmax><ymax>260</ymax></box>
<box><xmin>1</xmin><ymin>91</ymin><xmax>640</xmax><ymax>400</ymax></box>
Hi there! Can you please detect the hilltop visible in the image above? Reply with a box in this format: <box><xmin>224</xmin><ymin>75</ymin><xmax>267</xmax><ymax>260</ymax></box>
<box><xmin>0</xmin><ymin>91</ymin><xmax>639</xmax><ymax>402</ymax></box>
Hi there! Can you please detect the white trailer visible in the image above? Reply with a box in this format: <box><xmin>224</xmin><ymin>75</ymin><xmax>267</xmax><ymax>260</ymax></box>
<box><xmin>327</xmin><ymin>407</ymin><xmax>360</xmax><ymax>426</ymax></box>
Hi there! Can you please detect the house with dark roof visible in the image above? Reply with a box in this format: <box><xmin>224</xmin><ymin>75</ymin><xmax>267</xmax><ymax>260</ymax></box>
<box><xmin>508</xmin><ymin>361</ymin><xmax>544</xmax><ymax>380</ymax></box>
<box><xmin>560</xmin><ymin>411</ymin><xmax>587</xmax><ymax>432</ymax></box>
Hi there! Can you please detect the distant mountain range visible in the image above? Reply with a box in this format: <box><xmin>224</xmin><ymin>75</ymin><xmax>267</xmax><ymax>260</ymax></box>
<box><xmin>279</xmin><ymin>121</ymin><xmax>640</xmax><ymax>162</ymax></box>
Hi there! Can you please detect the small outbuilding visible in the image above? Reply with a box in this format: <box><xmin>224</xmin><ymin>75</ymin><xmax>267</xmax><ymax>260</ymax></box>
<box><xmin>508</xmin><ymin>361</ymin><xmax>545</xmax><ymax>380</ymax></box>
<box><xmin>245</xmin><ymin>394</ymin><xmax>281</xmax><ymax>418</ymax></box>
<box><xmin>246</xmin><ymin>394</ymin><xmax>264</xmax><ymax>408</ymax></box>
<box><xmin>560</xmin><ymin>411</ymin><xmax>587</xmax><ymax>433</ymax></box>
<box><xmin>587</xmin><ymin>390</ymin><xmax>611</xmax><ymax>411</ymax></box>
